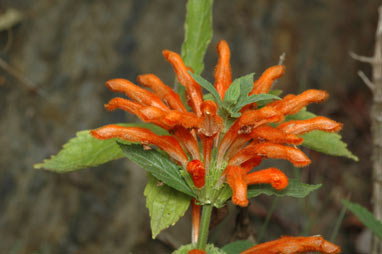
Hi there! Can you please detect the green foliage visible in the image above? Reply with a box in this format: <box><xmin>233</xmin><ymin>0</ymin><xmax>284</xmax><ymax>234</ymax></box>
<box><xmin>235</xmin><ymin>94</ymin><xmax>280</xmax><ymax>112</ymax></box>
<box><xmin>286</xmin><ymin>109</ymin><xmax>358</xmax><ymax>161</ymax></box>
<box><xmin>224</xmin><ymin>73</ymin><xmax>279</xmax><ymax>117</ymax></box>
<box><xmin>203</xmin><ymin>93</ymin><xmax>215</xmax><ymax>101</ymax></box>
<box><xmin>221</xmin><ymin>240</ymin><xmax>255</xmax><ymax>254</ymax></box>
<box><xmin>256</xmin><ymin>89</ymin><xmax>283</xmax><ymax>107</ymax></box>
<box><xmin>247</xmin><ymin>178</ymin><xmax>322</xmax><ymax>199</ymax></box>
<box><xmin>342</xmin><ymin>200</ymin><xmax>382</xmax><ymax>239</ymax></box>
<box><xmin>189</xmin><ymin>72</ymin><xmax>278</xmax><ymax>119</ymax></box>
<box><xmin>222</xmin><ymin>73</ymin><xmax>253</xmax><ymax>117</ymax></box>
<box><xmin>223</xmin><ymin>75</ymin><xmax>244</xmax><ymax>107</ymax></box>
<box><xmin>189</xmin><ymin>72</ymin><xmax>222</xmax><ymax>105</ymax></box>
<box><xmin>222</xmin><ymin>73</ymin><xmax>279</xmax><ymax>118</ymax></box>
<box><xmin>34</xmin><ymin>123</ymin><xmax>167</xmax><ymax>172</ymax></box>
<box><xmin>181</xmin><ymin>0</ymin><xmax>214</xmax><ymax>75</ymax></box>
<box><xmin>330</xmin><ymin>201</ymin><xmax>348</xmax><ymax>242</ymax></box>
<box><xmin>119</xmin><ymin>143</ymin><xmax>194</xmax><ymax>197</ymax></box>
<box><xmin>144</xmin><ymin>174</ymin><xmax>191</xmax><ymax>239</ymax></box>
<box><xmin>173</xmin><ymin>243</ymin><xmax>225</xmax><ymax>254</ymax></box>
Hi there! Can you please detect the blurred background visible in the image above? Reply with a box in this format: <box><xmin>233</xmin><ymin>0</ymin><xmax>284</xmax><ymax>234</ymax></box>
<box><xmin>0</xmin><ymin>0</ymin><xmax>380</xmax><ymax>253</ymax></box>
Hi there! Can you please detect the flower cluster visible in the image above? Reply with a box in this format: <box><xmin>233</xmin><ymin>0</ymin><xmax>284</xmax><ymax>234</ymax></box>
<box><xmin>90</xmin><ymin>40</ymin><xmax>342</xmax><ymax>253</ymax></box>
<box><xmin>91</xmin><ymin>40</ymin><xmax>342</xmax><ymax>207</ymax></box>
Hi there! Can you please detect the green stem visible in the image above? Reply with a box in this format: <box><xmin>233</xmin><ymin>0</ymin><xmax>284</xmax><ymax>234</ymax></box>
<box><xmin>257</xmin><ymin>197</ymin><xmax>279</xmax><ymax>243</ymax></box>
<box><xmin>330</xmin><ymin>196</ymin><xmax>350</xmax><ymax>242</ymax></box>
<box><xmin>197</xmin><ymin>204</ymin><xmax>213</xmax><ymax>250</ymax></box>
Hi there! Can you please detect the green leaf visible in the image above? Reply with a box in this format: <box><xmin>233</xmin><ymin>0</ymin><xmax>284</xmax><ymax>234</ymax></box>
<box><xmin>173</xmin><ymin>243</ymin><xmax>225</xmax><ymax>254</ymax></box>
<box><xmin>342</xmin><ymin>200</ymin><xmax>382</xmax><ymax>239</ymax></box>
<box><xmin>119</xmin><ymin>143</ymin><xmax>194</xmax><ymax>197</ymax></box>
<box><xmin>190</xmin><ymin>72</ymin><xmax>222</xmax><ymax>105</ymax></box>
<box><xmin>145</xmin><ymin>174</ymin><xmax>191</xmax><ymax>239</ymax></box>
<box><xmin>238</xmin><ymin>73</ymin><xmax>255</xmax><ymax>99</ymax></box>
<box><xmin>181</xmin><ymin>0</ymin><xmax>214</xmax><ymax>75</ymax></box>
<box><xmin>222</xmin><ymin>73</ymin><xmax>254</xmax><ymax>115</ymax></box>
<box><xmin>221</xmin><ymin>240</ymin><xmax>255</xmax><ymax>254</ymax></box>
<box><xmin>256</xmin><ymin>89</ymin><xmax>283</xmax><ymax>107</ymax></box>
<box><xmin>221</xmin><ymin>73</ymin><xmax>280</xmax><ymax>118</ymax></box>
<box><xmin>34</xmin><ymin>123</ymin><xmax>168</xmax><ymax>172</ymax></box>
<box><xmin>269</xmin><ymin>89</ymin><xmax>283</xmax><ymax>96</ymax></box>
<box><xmin>223</xmin><ymin>77</ymin><xmax>243</xmax><ymax>106</ymax></box>
<box><xmin>203</xmin><ymin>93</ymin><xmax>215</xmax><ymax>101</ymax></box>
<box><xmin>234</xmin><ymin>93</ymin><xmax>280</xmax><ymax>111</ymax></box>
<box><xmin>247</xmin><ymin>178</ymin><xmax>322</xmax><ymax>199</ymax></box>
<box><xmin>286</xmin><ymin>109</ymin><xmax>358</xmax><ymax>161</ymax></box>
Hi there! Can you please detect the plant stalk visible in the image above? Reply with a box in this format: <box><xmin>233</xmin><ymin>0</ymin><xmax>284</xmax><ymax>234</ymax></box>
<box><xmin>351</xmin><ymin>5</ymin><xmax>382</xmax><ymax>253</ymax></box>
<box><xmin>257</xmin><ymin>197</ymin><xmax>279</xmax><ymax>243</ymax></box>
<box><xmin>196</xmin><ymin>204</ymin><xmax>213</xmax><ymax>250</ymax></box>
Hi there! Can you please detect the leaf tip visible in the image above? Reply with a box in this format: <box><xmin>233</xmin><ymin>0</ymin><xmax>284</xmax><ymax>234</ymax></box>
<box><xmin>350</xmin><ymin>154</ymin><xmax>359</xmax><ymax>162</ymax></box>
<box><xmin>33</xmin><ymin>163</ymin><xmax>44</xmax><ymax>169</ymax></box>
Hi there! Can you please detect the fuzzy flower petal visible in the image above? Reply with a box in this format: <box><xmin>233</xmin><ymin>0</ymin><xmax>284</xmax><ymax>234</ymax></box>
<box><xmin>137</xmin><ymin>74</ymin><xmax>187</xmax><ymax>112</ymax></box>
<box><xmin>214</xmin><ymin>40</ymin><xmax>232</xmax><ymax>100</ymax></box>
<box><xmin>187</xmin><ymin>160</ymin><xmax>206</xmax><ymax>188</ymax></box>
<box><xmin>249</xmin><ymin>125</ymin><xmax>303</xmax><ymax>145</ymax></box>
<box><xmin>225</xmin><ymin>165</ymin><xmax>248</xmax><ymax>207</ymax></box>
<box><xmin>163</xmin><ymin>50</ymin><xmax>203</xmax><ymax>116</ymax></box>
<box><xmin>271</xmin><ymin>89</ymin><xmax>328</xmax><ymax>115</ymax></box>
<box><xmin>106</xmin><ymin>78</ymin><xmax>169</xmax><ymax>111</ymax></box>
<box><xmin>188</xmin><ymin>250</ymin><xmax>206</xmax><ymax>254</ymax></box>
<box><xmin>91</xmin><ymin>125</ymin><xmax>189</xmax><ymax>168</ymax></box>
<box><xmin>241</xmin><ymin>235</ymin><xmax>340</xmax><ymax>254</ymax></box>
<box><xmin>229</xmin><ymin>142</ymin><xmax>311</xmax><ymax>167</ymax></box>
<box><xmin>245</xmin><ymin>168</ymin><xmax>288</xmax><ymax>190</ymax></box>
<box><xmin>250</xmin><ymin>65</ymin><xmax>285</xmax><ymax>95</ymax></box>
<box><xmin>277</xmin><ymin>116</ymin><xmax>343</xmax><ymax>135</ymax></box>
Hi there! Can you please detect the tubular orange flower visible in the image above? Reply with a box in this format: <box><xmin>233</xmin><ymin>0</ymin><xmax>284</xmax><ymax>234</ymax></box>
<box><xmin>277</xmin><ymin>116</ymin><xmax>343</xmax><ymax>135</ymax></box>
<box><xmin>105</xmin><ymin>97</ymin><xmax>201</xmax><ymax>130</ymax></box>
<box><xmin>191</xmin><ymin>199</ymin><xmax>201</xmax><ymax>244</ymax></box>
<box><xmin>229</xmin><ymin>142</ymin><xmax>311</xmax><ymax>168</ymax></box>
<box><xmin>163</xmin><ymin>50</ymin><xmax>203</xmax><ymax>116</ymax></box>
<box><xmin>250</xmin><ymin>65</ymin><xmax>285</xmax><ymax>95</ymax></box>
<box><xmin>238</xmin><ymin>106</ymin><xmax>284</xmax><ymax>131</ymax></box>
<box><xmin>188</xmin><ymin>249</ymin><xmax>206</xmax><ymax>254</ymax></box>
<box><xmin>137</xmin><ymin>73</ymin><xmax>187</xmax><ymax>112</ymax></box>
<box><xmin>225</xmin><ymin>165</ymin><xmax>248</xmax><ymax>207</ymax></box>
<box><xmin>249</xmin><ymin>125</ymin><xmax>303</xmax><ymax>145</ymax></box>
<box><xmin>199</xmin><ymin>100</ymin><xmax>223</xmax><ymax>137</ymax></box>
<box><xmin>245</xmin><ymin>168</ymin><xmax>288</xmax><ymax>190</ymax></box>
<box><xmin>214</xmin><ymin>40</ymin><xmax>232</xmax><ymax>100</ymax></box>
<box><xmin>241</xmin><ymin>235</ymin><xmax>341</xmax><ymax>254</ymax></box>
<box><xmin>224</xmin><ymin>166</ymin><xmax>288</xmax><ymax>207</ymax></box>
<box><xmin>240</xmin><ymin>156</ymin><xmax>262</xmax><ymax>173</ymax></box>
<box><xmin>174</xmin><ymin>126</ymin><xmax>201</xmax><ymax>160</ymax></box>
<box><xmin>271</xmin><ymin>89</ymin><xmax>329</xmax><ymax>115</ymax></box>
<box><xmin>91</xmin><ymin>125</ymin><xmax>189</xmax><ymax>168</ymax></box>
<box><xmin>187</xmin><ymin>160</ymin><xmax>206</xmax><ymax>188</ymax></box>
<box><xmin>90</xmin><ymin>39</ymin><xmax>343</xmax><ymax>211</ymax></box>
<box><xmin>106</xmin><ymin>78</ymin><xmax>169</xmax><ymax>111</ymax></box>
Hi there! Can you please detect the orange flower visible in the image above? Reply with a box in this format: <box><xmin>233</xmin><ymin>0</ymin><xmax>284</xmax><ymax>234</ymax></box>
<box><xmin>90</xmin><ymin>40</ymin><xmax>343</xmax><ymax>210</ymax></box>
<box><xmin>214</xmin><ymin>40</ymin><xmax>232</xmax><ymax>100</ymax></box>
<box><xmin>188</xmin><ymin>249</ymin><xmax>206</xmax><ymax>254</ymax></box>
<box><xmin>163</xmin><ymin>50</ymin><xmax>203</xmax><ymax>116</ymax></box>
<box><xmin>91</xmin><ymin>125</ymin><xmax>189</xmax><ymax>168</ymax></box>
<box><xmin>187</xmin><ymin>160</ymin><xmax>206</xmax><ymax>188</ymax></box>
<box><xmin>225</xmin><ymin>165</ymin><xmax>248</xmax><ymax>207</ymax></box>
<box><xmin>191</xmin><ymin>199</ymin><xmax>201</xmax><ymax>244</ymax></box>
<box><xmin>241</xmin><ymin>235</ymin><xmax>340</xmax><ymax>254</ymax></box>
<box><xmin>249</xmin><ymin>65</ymin><xmax>285</xmax><ymax>95</ymax></box>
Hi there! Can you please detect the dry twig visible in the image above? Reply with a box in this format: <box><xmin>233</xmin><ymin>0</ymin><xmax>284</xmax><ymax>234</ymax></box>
<box><xmin>350</xmin><ymin>5</ymin><xmax>382</xmax><ymax>254</ymax></box>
